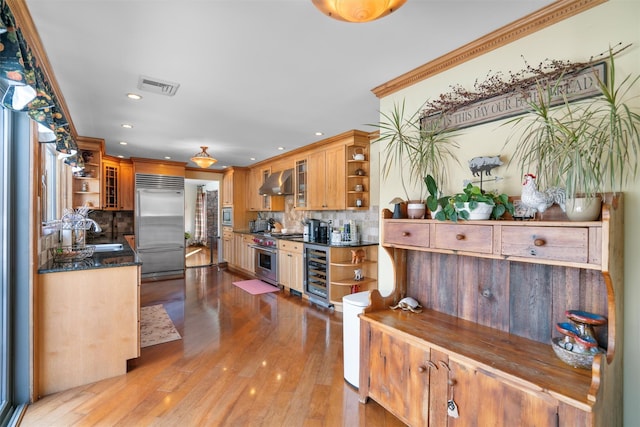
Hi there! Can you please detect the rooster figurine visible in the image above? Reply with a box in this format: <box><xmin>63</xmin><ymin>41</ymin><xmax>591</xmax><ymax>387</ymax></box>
<box><xmin>521</xmin><ymin>174</ymin><xmax>566</xmax><ymax>214</ymax></box>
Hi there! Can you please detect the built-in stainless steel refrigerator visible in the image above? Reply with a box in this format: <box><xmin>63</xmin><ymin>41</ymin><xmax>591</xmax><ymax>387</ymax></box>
<box><xmin>135</xmin><ymin>174</ymin><xmax>185</xmax><ymax>279</ymax></box>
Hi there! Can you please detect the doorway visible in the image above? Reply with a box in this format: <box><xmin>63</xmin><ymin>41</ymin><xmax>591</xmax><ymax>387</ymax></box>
<box><xmin>184</xmin><ymin>179</ymin><xmax>219</xmax><ymax>267</ymax></box>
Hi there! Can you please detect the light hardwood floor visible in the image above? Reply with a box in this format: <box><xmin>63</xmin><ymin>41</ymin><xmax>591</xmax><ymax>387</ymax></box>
<box><xmin>21</xmin><ymin>267</ymin><xmax>404</xmax><ymax>426</ymax></box>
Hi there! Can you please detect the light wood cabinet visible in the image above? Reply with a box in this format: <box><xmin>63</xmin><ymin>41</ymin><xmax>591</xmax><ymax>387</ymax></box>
<box><xmin>361</xmin><ymin>195</ymin><xmax>624</xmax><ymax>426</ymax></box>
<box><xmin>101</xmin><ymin>157</ymin><xmax>134</xmax><ymax>211</ymax></box>
<box><xmin>231</xmin><ymin>233</ymin><xmax>255</xmax><ymax>274</ymax></box>
<box><xmin>308</xmin><ymin>144</ymin><xmax>345</xmax><ymax>210</ymax></box>
<box><xmin>241</xmin><ymin>234</ymin><xmax>255</xmax><ymax>274</ymax></box>
<box><xmin>278</xmin><ymin>240</ymin><xmax>304</xmax><ymax>293</ymax></box>
<box><xmin>294</xmin><ymin>158</ymin><xmax>307</xmax><ymax>209</ymax></box>
<box><xmin>37</xmin><ymin>265</ymin><xmax>140</xmax><ymax>396</ymax></box>
<box><xmin>222</xmin><ymin>226</ymin><xmax>234</xmax><ymax>264</ymax></box>
<box><xmin>71</xmin><ymin>137</ymin><xmax>103</xmax><ymax>209</ymax></box>
<box><xmin>293</xmin><ymin>130</ymin><xmax>370</xmax><ymax>211</ymax></box>
<box><xmin>119</xmin><ymin>160</ymin><xmax>134</xmax><ymax>210</ymax></box>
<box><xmin>221</xmin><ymin>167</ymin><xmax>255</xmax><ymax>228</ymax></box>
<box><xmin>101</xmin><ymin>156</ymin><xmax>119</xmax><ymax>210</ymax></box>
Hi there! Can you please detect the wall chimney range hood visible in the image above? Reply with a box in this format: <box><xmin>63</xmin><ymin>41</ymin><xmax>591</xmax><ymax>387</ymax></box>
<box><xmin>259</xmin><ymin>169</ymin><xmax>293</xmax><ymax>196</ymax></box>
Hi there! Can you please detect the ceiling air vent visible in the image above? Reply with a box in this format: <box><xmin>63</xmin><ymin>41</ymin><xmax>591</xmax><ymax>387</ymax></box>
<box><xmin>137</xmin><ymin>75</ymin><xmax>180</xmax><ymax>96</ymax></box>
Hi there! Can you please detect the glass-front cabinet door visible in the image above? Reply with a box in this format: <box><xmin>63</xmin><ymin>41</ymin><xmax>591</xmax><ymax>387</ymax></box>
<box><xmin>295</xmin><ymin>158</ymin><xmax>307</xmax><ymax>209</ymax></box>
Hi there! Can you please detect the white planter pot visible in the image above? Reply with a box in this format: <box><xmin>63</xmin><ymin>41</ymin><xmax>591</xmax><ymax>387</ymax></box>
<box><xmin>407</xmin><ymin>203</ymin><xmax>426</xmax><ymax>219</ymax></box>
<box><xmin>456</xmin><ymin>202</ymin><xmax>493</xmax><ymax>220</ymax></box>
<box><xmin>565</xmin><ymin>196</ymin><xmax>601</xmax><ymax>221</ymax></box>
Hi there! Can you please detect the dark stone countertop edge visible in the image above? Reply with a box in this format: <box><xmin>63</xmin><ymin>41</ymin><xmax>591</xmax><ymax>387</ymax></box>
<box><xmin>38</xmin><ymin>234</ymin><xmax>142</xmax><ymax>274</ymax></box>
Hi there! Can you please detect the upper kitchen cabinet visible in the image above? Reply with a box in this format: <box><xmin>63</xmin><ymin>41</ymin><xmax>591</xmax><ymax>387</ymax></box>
<box><xmin>294</xmin><ymin>157</ymin><xmax>307</xmax><ymax>209</ymax></box>
<box><xmin>102</xmin><ymin>156</ymin><xmax>134</xmax><ymax>211</ymax></box>
<box><xmin>222</xmin><ymin>167</ymin><xmax>256</xmax><ymax>228</ymax></box>
<box><xmin>119</xmin><ymin>160</ymin><xmax>134</xmax><ymax>210</ymax></box>
<box><xmin>298</xmin><ymin>130</ymin><xmax>370</xmax><ymax>211</ymax></box>
<box><xmin>71</xmin><ymin>137</ymin><xmax>103</xmax><ymax>210</ymax></box>
<box><xmin>248</xmin><ymin>167</ymin><xmax>285</xmax><ymax>212</ymax></box>
<box><xmin>308</xmin><ymin>144</ymin><xmax>346</xmax><ymax>210</ymax></box>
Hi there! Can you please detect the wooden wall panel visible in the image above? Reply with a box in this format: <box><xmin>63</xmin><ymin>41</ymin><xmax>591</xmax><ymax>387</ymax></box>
<box><xmin>406</xmin><ymin>252</ymin><xmax>608</xmax><ymax>346</ymax></box>
<box><xmin>509</xmin><ymin>263</ymin><xmax>553</xmax><ymax>341</ymax></box>
<box><xmin>477</xmin><ymin>259</ymin><xmax>510</xmax><ymax>331</ymax></box>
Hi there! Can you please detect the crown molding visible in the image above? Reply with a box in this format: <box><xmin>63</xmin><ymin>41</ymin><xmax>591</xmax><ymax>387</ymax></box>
<box><xmin>371</xmin><ymin>0</ymin><xmax>608</xmax><ymax>98</ymax></box>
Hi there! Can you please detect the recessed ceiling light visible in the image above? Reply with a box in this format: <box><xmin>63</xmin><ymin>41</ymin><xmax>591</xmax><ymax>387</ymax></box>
<box><xmin>277</xmin><ymin>147</ymin><xmax>285</xmax><ymax>151</ymax></box>
<box><xmin>119</xmin><ymin>141</ymin><xmax>128</xmax><ymax>145</ymax></box>
<box><xmin>127</xmin><ymin>93</ymin><xmax>142</xmax><ymax>100</ymax></box>
<box><xmin>315</xmin><ymin>132</ymin><xmax>324</xmax><ymax>136</ymax></box>
<box><xmin>121</xmin><ymin>123</ymin><xmax>133</xmax><ymax>129</ymax></box>
<box><xmin>250</xmin><ymin>157</ymin><xmax>256</xmax><ymax>161</ymax></box>
<box><xmin>164</xmin><ymin>156</ymin><xmax>171</xmax><ymax>160</ymax></box>
<box><xmin>117</xmin><ymin>155</ymin><xmax>124</xmax><ymax>158</ymax></box>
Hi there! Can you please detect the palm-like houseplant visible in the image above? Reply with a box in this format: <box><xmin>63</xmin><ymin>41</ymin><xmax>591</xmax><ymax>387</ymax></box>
<box><xmin>505</xmin><ymin>48</ymin><xmax>640</xmax><ymax>220</ymax></box>
<box><xmin>371</xmin><ymin>100</ymin><xmax>460</xmax><ymax>217</ymax></box>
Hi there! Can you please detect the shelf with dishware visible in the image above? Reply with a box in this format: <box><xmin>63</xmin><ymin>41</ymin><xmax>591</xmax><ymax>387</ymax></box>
<box><xmin>71</xmin><ymin>137</ymin><xmax>103</xmax><ymax>209</ymax></box>
<box><xmin>346</xmin><ymin>143</ymin><xmax>369</xmax><ymax>210</ymax></box>
<box><xmin>328</xmin><ymin>245</ymin><xmax>377</xmax><ymax>311</ymax></box>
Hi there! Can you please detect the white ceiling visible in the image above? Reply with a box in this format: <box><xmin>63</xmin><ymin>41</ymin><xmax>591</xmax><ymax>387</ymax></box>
<box><xmin>25</xmin><ymin>0</ymin><xmax>553</xmax><ymax>169</ymax></box>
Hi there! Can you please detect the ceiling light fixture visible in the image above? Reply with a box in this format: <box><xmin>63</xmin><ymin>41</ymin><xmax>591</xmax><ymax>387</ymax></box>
<box><xmin>121</xmin><ymin>123</ymin><xmax>133</xmax><ymax>129</ymax></box>
<box><xmin>311</xmin><ymin>0</ymin><xmax>406</xmax><ymax>23</ymax></box>
<box><xmin>126</xmin><ymin>93</ymin><xmax>142</xmax><ymax>100</ymax></box>
<box><xmin>191</xmin><ymin>146</ymin><xmax>217</xmax><ymax>168</ymax></box>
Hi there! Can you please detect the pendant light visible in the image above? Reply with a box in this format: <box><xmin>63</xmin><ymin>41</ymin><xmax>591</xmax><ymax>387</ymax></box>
<box><xmin>191</xmin><ymin>146</ymin><xmax>217</xmax><ymax>168</ymax></box>
<box><xmin>311</xmin><ymin>0</ymin><xmax>406</xmax><ymax>23</ymax></box>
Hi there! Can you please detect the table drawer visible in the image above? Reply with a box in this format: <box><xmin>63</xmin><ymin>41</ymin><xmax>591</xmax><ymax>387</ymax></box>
<box><xmin>383</xmin><ymin>221</ymin><xmax>429</xmax><ymax>248</ymax></box>
<box><xmin>501</xmin><ymin>226</ymin><xmax>588</xmax><ymax>263</ymax></box>
<box><xmin>433</xmin><ymin>224</ymin><xmax>493</xmax><ymax>253</ymax></box>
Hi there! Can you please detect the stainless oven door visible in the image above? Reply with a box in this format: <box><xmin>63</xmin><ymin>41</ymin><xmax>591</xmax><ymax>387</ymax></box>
<box><xmin>253</xmin><ymin>246</ymin><xmax>278</xmax><ymax>286</ymax></box>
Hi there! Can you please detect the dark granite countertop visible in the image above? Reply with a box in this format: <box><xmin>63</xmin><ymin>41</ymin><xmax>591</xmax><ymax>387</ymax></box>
<box><xmin>38</xmin><ymin>234</ymin><xmax>141</xmax><ymax>274</ymax></box>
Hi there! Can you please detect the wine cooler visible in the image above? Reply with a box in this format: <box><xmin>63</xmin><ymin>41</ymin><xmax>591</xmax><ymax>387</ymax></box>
<box><xmin>304</xmin><ymin>243</ymin><xmax>331</xmax><ymax>308</ymax></box>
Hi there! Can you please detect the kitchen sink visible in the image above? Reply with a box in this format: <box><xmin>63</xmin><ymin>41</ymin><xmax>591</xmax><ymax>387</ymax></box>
<box><xmin>93</xmin><ymin>243</ymin><xmax>124</xmax><ymax>252</ymax></box>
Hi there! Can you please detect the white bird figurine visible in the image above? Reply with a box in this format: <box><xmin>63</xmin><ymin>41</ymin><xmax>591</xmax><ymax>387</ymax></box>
<box><xmin>520</xmin><ymin>173</ymin><xmax>566</xmax><ymax>214</ymax></box>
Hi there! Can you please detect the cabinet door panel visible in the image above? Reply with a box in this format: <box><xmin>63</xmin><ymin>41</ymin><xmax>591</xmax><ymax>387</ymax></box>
<box><xmin>450</xmin><ymin>361</ymin><xmax>558</xmax><ymax>427</ymax></box>
<box><xmin>368</xmin><ymin>328</ymin><xmax>408</xmax><ymax>421</ymax></box>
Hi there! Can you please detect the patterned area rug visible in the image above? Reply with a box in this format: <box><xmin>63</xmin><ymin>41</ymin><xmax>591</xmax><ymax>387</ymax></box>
<box><xmin>140</xmin><ymin>304</ymin><xmax>182</xmax><ymax>348</ymax></box>
<box><xmin>232</xmin><ymin>279</ymin><xmax>280</xmax><ymax>295</ymax></box>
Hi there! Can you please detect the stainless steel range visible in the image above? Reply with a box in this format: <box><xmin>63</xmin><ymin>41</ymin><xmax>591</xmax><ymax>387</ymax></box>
<box><xmin>251</xmin><ymin>233</ymin><xmax>304</xmax><ymax>287</ymax></box>
<box><xmin>251</xmin><ymin>234</ymin><xmax>279</xmax><ymax>286</ymax></box>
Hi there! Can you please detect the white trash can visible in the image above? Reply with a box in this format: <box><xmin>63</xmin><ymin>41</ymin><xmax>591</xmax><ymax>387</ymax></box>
<box><xmin>342</xmin><ymin>290</ymin><xmax>371</xmax><ymax>388</ymax></box>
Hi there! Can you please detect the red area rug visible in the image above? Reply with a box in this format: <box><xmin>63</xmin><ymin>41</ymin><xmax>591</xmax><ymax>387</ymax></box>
<box><xmin>232</xmin><ymin>279</ymin><xmax>280</xmax><ymax>295</ymax></box>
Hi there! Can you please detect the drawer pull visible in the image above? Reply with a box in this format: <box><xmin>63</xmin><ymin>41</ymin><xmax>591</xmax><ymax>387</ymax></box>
<box><xmin>455</xmin><ymin>234</ymin><xmax>465</xmax><ymax>241</ymax></box>
<box><xmin>534</xmin><ymin>238</ymin><xmax>546</xmax><ymax>246</ymax></box>
<box><xmin>402</xmin><ymin>231</ymin><xmax>410</xmax><ymax>237</ymax></box>
<box><xmin>417</xmin><ymin>365</ymin><xmax>427</xmax><ymax>373</ymax></box>
<box><xmin>427</xmin><ymin>360</ymin><xmax>437</xmax><ymax>369</ymax></box>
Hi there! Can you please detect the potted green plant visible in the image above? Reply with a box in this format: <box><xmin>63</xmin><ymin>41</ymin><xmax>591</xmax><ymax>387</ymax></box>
<box><xmin>425</xmin><ymin>174</ymin><xmax>449</xmax><ymax>218</ymax></box>
<box><xmin>370</xmin><ymin>100</ymin><xmax>461</xmax><ymax>218</ymax></box>
<box><xmin>505</xmin><ymin>48</ymin><xmax>640</xmax><ymax>220</ymax></box>
<box><xmin>436</xmin><ymin>183</ymin><xmax>514</xmax><ymax>222</ymax></box>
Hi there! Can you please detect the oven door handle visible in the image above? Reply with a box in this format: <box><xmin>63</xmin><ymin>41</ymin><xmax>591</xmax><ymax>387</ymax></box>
<box><xmin>250</xmin><ymin>245</ymin><xmax>277</xmax><ymax>254</ymax></box>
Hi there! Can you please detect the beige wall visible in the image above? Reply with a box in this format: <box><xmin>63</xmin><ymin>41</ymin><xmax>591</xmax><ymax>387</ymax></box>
<box><xmin>373</xmin><ymin>0</ymin><xmax>640</xmax><ymax>424</ymax></box>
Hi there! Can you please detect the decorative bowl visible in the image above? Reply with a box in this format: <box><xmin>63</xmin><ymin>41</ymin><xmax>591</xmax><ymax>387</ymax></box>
<box><xmin>551</xmin><ymin>337</ymin><xmax>604</xmax><ymax>369</ymax></box>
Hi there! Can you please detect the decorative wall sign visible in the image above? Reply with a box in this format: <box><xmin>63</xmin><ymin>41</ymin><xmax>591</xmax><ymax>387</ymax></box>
<box><xmin>420</xmin><ymin>62</ymin><xmax>607</xmax><ymax>131</ymax></box>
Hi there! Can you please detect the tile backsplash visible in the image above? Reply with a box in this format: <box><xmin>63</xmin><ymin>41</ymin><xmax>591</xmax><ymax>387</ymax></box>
<box><xmin>266</xmin><ymin>196</ymin><xmax>380</xmax><ymax>243</ymax></box>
